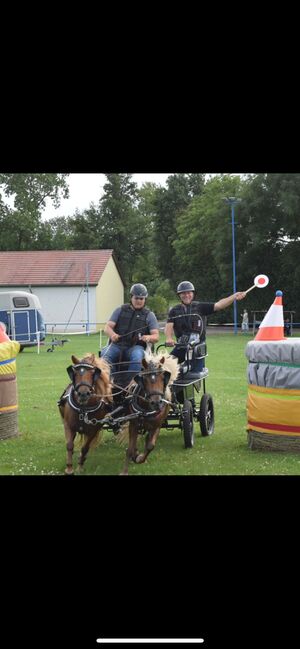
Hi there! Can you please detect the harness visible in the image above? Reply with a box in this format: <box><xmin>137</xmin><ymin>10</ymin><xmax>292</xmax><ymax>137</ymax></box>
<box><xmin>58</xmin><ymin>362</ymin><xmax>109</xmax><ymax>431</ymax></box>
<box><xmin>130</xmin><ymin>363</ymin><xmax>172</xmax><ymax>422</ymax></box>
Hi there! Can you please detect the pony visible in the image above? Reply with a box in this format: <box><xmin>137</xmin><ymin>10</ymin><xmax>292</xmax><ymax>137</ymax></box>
<box><xmin>119</xmin><ymin>351</ymin><xmax>179</xmax><ymax>475</ymax></box>
<box><xmin>58</xmin><ymin>353</ymin><xmax>113</xmax><ymax>474</ymax></box>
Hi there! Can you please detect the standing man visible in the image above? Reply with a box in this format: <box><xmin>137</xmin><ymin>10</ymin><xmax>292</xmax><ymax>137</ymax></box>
<box><xmin>165</xmin><ymin>281</ymin><xmax>247</xmax><ymax>372</ymax></box>
<box><xmin>102</xmin><ymin>283</ymin><xmax>159</xmax><ymax>375</ymax></box>
<box><xmin>241</xmin><ymin>309</ymin><xmax>249</xmax><ymax>333</ymax></box>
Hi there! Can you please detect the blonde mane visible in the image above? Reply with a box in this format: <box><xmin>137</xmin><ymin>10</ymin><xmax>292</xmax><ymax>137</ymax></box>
<box><xmin>74</xmin><ymin>353</ymin><xmax>113</xmax><ymax>402</ymax></box>
<box><xmin>143</xmin><ymin>350</ymin><xmax>180</xmax><ymax>384</ymax></box>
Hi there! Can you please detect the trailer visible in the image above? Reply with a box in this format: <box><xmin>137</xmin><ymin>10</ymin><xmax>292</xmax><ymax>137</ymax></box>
<box><xmin>0</xmin><ymin>290</ymin><xmax>46</xmax><ymax>348</ymax></box>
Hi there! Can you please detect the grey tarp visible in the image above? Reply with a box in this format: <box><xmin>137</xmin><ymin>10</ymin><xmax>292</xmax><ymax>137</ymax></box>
<box><xmin>245</xmin><ymin>339</ymin><xmax>300</xmax><ymax>389</ymax></box>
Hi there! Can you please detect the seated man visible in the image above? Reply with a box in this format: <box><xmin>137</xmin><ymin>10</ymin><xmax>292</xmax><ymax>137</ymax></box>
<box><xmin>102</xmin><ymin>283</ymin><xmax>159</xmax><ymax>376</ymax></box>
<box><xmin>165</xmin><ymin>281</ymin><xmax>247</xmax><ymax>374</ymax></box>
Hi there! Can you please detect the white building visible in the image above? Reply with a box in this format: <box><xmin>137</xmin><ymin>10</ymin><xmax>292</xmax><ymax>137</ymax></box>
<box><xmin>0</xmin><ymin>250</ymin><xmax>125</xmax><ymax>332</ymax></box>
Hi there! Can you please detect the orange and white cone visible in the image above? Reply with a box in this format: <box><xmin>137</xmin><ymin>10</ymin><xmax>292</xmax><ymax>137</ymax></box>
<box><xmin>0</xmin><ymin>324</ymin><xmax>10</xmax><ymax>343</ymax></box>
<box><xmin>255</xmin><ymin>290</ymin><xmax>285</xmax><ymax>341</ymax></box>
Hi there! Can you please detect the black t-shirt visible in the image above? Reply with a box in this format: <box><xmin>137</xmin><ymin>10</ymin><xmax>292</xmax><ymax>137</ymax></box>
<box><xmin>167</xmin><ymin>301</ymin><xmax>215</xmax><ymax>340</ymax></box>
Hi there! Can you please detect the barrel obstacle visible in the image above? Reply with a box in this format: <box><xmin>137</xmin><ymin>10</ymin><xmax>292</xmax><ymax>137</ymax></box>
<box><xmin>245</xmin><ymin>290</ymin><xmax>300</xmax><ymax>451</ymax></box>
<box><xmin>0</xmin><ymin>324</ymin><xmax>21</xmax><ymax>440</ymax></box>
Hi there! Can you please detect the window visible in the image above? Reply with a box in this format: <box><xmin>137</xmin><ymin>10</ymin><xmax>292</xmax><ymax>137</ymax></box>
<box><xmin>13</xmin><ymin>297</ymin><xmax>30</xmax><ymax>308</ymax></box>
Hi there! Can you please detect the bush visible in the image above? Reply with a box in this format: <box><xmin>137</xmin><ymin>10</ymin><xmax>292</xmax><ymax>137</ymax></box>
<box><xmin>147</xmin><ymin>295</ymin><xmax>168</xmax><ymax>319</ymax></box>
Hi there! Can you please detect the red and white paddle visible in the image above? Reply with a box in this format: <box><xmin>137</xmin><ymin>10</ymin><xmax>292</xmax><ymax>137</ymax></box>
<box><xmin>245</xmin><ymin>274</ymin><xmax>269</xmax><ymax>294</ymax></box>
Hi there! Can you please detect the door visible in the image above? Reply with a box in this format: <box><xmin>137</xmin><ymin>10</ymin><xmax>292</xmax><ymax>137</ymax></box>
<box><xmin>12</xmin><ymin>311</ymin><xmax>30</xmax><ymax>342</ymax></box>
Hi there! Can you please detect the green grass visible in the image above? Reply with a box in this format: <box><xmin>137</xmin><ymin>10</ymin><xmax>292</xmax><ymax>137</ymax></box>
<box><xmin>1</xmin><ymin>331</ymin><xmax>300</xmax><ymax>475</ymax></box>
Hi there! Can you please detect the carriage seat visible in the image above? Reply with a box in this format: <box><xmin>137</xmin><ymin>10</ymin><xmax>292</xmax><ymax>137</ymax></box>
<box><xmin>175</xmin><ymin>367</ymin><xmax>209</xmax><ymax>384</ymax></box>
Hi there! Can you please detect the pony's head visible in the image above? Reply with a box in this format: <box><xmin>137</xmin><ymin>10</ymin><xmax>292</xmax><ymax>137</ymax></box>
<box><xmin>67</xmin><ymin>353</ymin><xmax>113</xmax><ymax>405</ymax></box>
<box><xmin>134</xmin><ymin>351</ymin><xmax>179</xmax><ymax>411</ymax></box>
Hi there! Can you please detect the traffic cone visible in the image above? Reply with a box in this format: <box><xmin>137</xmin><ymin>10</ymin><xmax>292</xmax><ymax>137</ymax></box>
<box><xmin>255</xmin><ymin>290</ymin><xmax>285</xmax><ymax>341</ymax></box>
<box><xmin>0</xmin><ymin>325</ymin><xmax>10</xmax><ymax>343</ymax></box>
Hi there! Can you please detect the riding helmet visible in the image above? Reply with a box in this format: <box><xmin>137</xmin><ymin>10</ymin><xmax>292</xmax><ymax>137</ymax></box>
<box><xmin>177</xmin><ymin>281</ymin><xmax>195</xmax><ymax>294</ymax></box>
<box><xmin>130</xmin><ymin>283</ymin><xmax>148</xmax><ymax>298</ymax></box>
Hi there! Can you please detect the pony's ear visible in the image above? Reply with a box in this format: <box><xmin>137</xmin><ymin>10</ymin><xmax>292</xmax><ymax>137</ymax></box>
<box><xmin>67</xmin><ymin>365</ymin><xmax>74</xmax><ymax>381</ymax></box>
<box><xmin>93</xmin><ymin>367</ymin><xmax>101</xmax><ymax>382</ymax></box>
<box><xmin>71</xmin><ymin>355</ymin><xmax>80</xmax><ymax>365</ymax></box>
<box><xmin>163</xmin><ymin>371</ymin><xmax>171</xmax><ymax>387</ymax></box>
<box><xmin>142</xmin><ymin>358</ymin><xmax>148</xmax><ymax>369</ymax></box>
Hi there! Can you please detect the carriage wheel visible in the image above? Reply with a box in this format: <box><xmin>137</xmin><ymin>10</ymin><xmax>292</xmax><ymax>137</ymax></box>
<box><xmin>199</xmin><ymin>393</ymin><xmax>214</xmax><ymax>436</ymax></box>
<box><xmin>182</xmin><ymin>399</ymin><xmax>194</xmax><ymax>448</ymax></box>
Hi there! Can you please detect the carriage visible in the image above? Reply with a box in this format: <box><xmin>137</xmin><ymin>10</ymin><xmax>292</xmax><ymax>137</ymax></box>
<box><xmin>158</xmin><ymin>335</ymin><xmax>214</xmax><ymax>448</ymax></box>
<box><xmin>99</xmin><ymin>332</ymin><xmax>215</xmax><ymax>448</ymax></box>
<box><xmin>59</xmin><ymin>333</ymin><xmax>214</xmax><ymax>473</ymax></box>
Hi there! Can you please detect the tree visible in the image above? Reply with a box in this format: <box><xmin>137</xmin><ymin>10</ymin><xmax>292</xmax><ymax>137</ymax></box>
<box><xmin>94</xmin><ymin>174</ymin><xmax>149</xmax><ymax>285</ymax></box>
<box><xmin>152</xmin><ymin>174</ymin><xmax>205</xmax><ymax>285</ymax></box>
<box><xmin>174</xmin><ymin>175</ymin><xmax>243</xmax><ymax>302</ymax></box>
<box><xmin>0</xmin><ymin>173</ymin><xmax>69</xmax><ymax>250</ymax></box>
<box><xmin>0</xmin><ymin>173</ymin><xmax>69</xmax><ymax>214</ymax></box>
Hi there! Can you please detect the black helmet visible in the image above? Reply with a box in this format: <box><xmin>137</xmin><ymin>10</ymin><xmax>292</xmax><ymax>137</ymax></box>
<box><xmin>130</xmin><ymin>283</ymin><xmax>148</xmax><ymax>298</ymax></box>
<box><xmin>177</xmin><ymin>281</ymin><xmax>195</xmax><ymax>294</ymax></box>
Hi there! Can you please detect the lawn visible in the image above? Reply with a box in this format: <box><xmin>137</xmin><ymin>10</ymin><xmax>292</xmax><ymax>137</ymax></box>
<box><xmin>1</xmin><ymin>331</ymin><xmax>300</xmax><ymax>475</ymax></box>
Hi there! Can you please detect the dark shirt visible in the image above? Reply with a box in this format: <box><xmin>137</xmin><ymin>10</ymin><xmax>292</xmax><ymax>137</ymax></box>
<box><xmin>167</xmin><ymin>301</ymin><xmax>215</xmax><ymax>340</ymax></box>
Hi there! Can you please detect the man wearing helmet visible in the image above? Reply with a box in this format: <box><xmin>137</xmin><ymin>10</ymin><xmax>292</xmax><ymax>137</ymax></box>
<box><xmin>165</xmin><ymin>281</ymin><xmax>246</xmax><ymax>372</ymax></box>
<box><xmin>102</xmin><ymin>283</ymin><xmax>159</xmax><ymax>374</ymax></box>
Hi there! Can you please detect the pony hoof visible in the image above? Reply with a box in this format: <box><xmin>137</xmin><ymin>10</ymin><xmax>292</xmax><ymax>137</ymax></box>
<box><xmin>65</xmin><ymin>467</ymin><xmax>74</xmax><ymax>475</ymax></box>
<box><xmin>135</xmin><ymin>454</ymin><xmax>144</xmax><ymax>464</ymax></box>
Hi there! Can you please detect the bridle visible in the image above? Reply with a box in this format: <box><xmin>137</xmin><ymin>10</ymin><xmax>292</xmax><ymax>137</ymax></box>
<box><xmin>131</xmin><ymin>362</ymin><xmax>172</xmax><ymax>416</ymax></box>
<box><xmin>66</xmin><ymin>362</ymin><xmax>107</xmax><ymax>415</ymax></box>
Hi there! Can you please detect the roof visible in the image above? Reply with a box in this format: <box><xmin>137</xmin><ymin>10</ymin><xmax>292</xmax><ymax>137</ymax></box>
<box><xmin>0</xmin><ymin>250</ymin><xmax>125</xmax><ymax>286</ymax></box>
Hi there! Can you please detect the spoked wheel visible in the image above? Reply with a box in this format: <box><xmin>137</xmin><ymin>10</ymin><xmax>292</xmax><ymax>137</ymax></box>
<box><xmin>199</xmin><ymin>393</ymin><xmax>214</xmax><ymax>436</ymax></box>
<box><xmin>182</xmin><ymin>399</ymin><xmax>194</xmax><ymax>448</ymax></box>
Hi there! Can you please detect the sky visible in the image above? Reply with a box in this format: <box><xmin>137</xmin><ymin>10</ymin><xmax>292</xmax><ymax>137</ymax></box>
<box><xmin>42</xmin><ymin>173</ymin><xmax>172</xmax><ymax>220</ymax></box>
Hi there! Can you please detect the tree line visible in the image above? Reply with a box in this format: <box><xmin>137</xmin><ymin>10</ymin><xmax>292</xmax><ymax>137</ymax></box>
<box><xmin>1</xmin><ymin>172</ymin><xmax>300</xmax><ymax>323</ymax></box>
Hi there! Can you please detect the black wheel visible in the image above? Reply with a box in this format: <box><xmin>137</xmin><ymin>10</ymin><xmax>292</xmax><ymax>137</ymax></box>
<box><xmin>199</xmin><ymin>393</ymin><xmax>214</xmax><ymax>436</ymax></box>
<box><xmin>182</xmin><ymin>399</ymin><xmax>194</xmax><ymax>448</ymax></box>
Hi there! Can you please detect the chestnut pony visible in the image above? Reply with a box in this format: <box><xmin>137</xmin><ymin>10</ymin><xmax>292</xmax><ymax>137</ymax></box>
<box><xmin>58</xmin><ymin>353</ymin><xmax>112</xmax><ymax>474</ymax></box>
<box><xmin>119</xmin><ymin>351</ymin><xmax>179</xmax><ymax>475</ymax></box>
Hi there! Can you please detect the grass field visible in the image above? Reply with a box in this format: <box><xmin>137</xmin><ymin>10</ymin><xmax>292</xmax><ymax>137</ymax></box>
<box><xmin>1</xmin><ymin>331</ymin><xmax>300</xmax><ymax>475</ymax></box>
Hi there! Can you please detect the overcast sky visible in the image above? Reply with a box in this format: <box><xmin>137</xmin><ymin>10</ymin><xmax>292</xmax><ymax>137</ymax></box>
<box><xmin>42</xmin><ymin>173</ymin><xmax>172</xmax><ymax>220</ymax></box>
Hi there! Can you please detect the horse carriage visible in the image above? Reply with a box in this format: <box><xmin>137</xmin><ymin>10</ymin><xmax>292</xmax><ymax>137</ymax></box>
<box><xmin>58</xmin><ymin>333</ymin><xmax>214</xmax><ymax>474</ymax></box>
<box><xmin>158</xmin><ymin>335</ymin><xmax>214</xmax><ymax>448</ymax></box>
<box><xmin>101</xmin><ymin>334</ymin><xmax>214</xmax><ymax>447</ymax></box>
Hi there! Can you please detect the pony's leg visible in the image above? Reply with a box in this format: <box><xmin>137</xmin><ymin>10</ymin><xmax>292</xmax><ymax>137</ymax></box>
<box><xmin>136</xmin><ymin>427</ymin><xmax>160</xmax><ymax>464</ymax></box>
<box><xmin>77</xmin><ymin>431</ymin><xmax>97</xmax><ymax>471</ymax></box>
<box><xmin>64</xmin><ymin>426</ymin><xmax>76</xmax><ymax>475</ymax></box>
<box><xmin>120</xmin><ymin>423</ymin><xmax>139</xmax><ymax>475</ymax></box>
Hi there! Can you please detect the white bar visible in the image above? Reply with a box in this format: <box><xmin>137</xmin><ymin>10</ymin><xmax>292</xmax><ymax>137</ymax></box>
<box><xmin>97</xmin><ymin>640</ymin><xmax>204</xmax><ymax>644</ymax></box>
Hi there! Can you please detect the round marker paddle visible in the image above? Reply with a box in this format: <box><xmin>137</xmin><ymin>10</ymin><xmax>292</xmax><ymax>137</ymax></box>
<box><xmin>245</xmin><ymin>274</ymin><xmax>269</xmax><ymax>294</ymax></box>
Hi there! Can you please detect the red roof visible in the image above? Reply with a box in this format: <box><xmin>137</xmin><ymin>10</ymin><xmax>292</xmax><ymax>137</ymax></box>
<box><xmin>0</xmin><ymin>250</ymin><xmax>123</xmax><ymax>286</ymax></box>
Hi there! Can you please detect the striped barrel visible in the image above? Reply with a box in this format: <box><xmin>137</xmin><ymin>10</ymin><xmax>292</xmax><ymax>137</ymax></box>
<box><xmin>0</xmin><ymin>340</ymin><xmax>20</xmax><ymax>441</ymax></box>
<box><xmin>245</xmin><ymin>339</ymin><xmax>300</xmax><ymax>451</ymax></box>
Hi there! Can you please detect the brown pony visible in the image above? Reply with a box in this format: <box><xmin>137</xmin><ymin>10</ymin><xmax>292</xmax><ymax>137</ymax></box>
<box><xmin>58</xmin><ymin>353</ymin><xmax>113</xmax><ymax>474</ymax></box>
<box><xmin>119</xmin><ymin>351</ymin><xmax>179</xmax><ymax>475</ymax></box>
